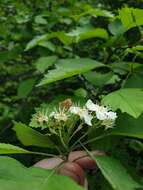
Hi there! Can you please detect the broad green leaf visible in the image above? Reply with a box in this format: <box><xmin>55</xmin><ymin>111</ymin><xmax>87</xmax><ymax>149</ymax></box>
<box><xmin>73</xmin><ymin>6</ymin><xmax>113</xmax><ymax>21</ymax></box>
<box><xmin>0</xmin><ymin>143</ymin><xmax>30</xmax><ymax>154</ymax></box>
<box><xmin>84</xmin><ymin>71</ymin><xmax>119</xmax><ymax>88</ymax></box>
<box><xmin>108</xmin><ymin>19</ymin><xmax>125</xmax><ymax>36</ymax></box>
<box><xmin>25</xmin><ymin>32</ymin><xmax>73</xmax><ymax>50</ymax></box>
<box><xmin>35</xmin><ymin>56</ymin><xmax>58</xmax><ymax>73</ymax></box>
<box><xmin>102</xmin><ymin>88</ymin><xmax>143</xmax><ymax>118</ymax></box>
<box><xmin>38</xmin><ymin>58</ymin><xmax>103</xmax><ymax>86</ymax></box>
<box><xmin>0</xmin><ymin>156</ymin><xmax>84</xmax><ymax>190</ymax></box>
<box><xmin>38</xmin><ymin>41</ymin><xmax>56</xmax><ymax>52</ymax></box>
<box><xmin>119</xmin><ymin>7</ymin><xmax>143</xmax><ymax>30</ymax></box>
<box><xmin>13</xmin><ymin>122</ymin><xmax>54</xmax><ymax>148</ymax></box>
<box><xmin>78</xmin><ymin>28</ymin><xmax>108</xmax><ymax>41</ymax></box>
<box><xmin>110</xmin><ymin>62</ymin><xmax>141</xmax><ymax>75</ymax></box>
<box><xmin>124</xmin><ymin>65</ymin><xmax>143</xmax><ymax>88</ymax></box>
<box><xmin>111</xmin><ymin>113</ymin><xmax>143</xmax><ymax>139</ymax></box>
<box><xmin>26</xmin><ymin>28</ymin><xmax>108</xmax><ymax>51</ymax></box>
<box><xmin>95</xmin><ymin>156</ymin><xmax>142</xmax><ymax>190</ymax></box>
<box><xmin>17</xmin><ymin>78</ymin><xmax>35</xmax><ymax>99</ymax></box>
<box><xmin>68</xmin><ymin>27</ymin><xmax>108</xmax><ymax>42</ymax></box>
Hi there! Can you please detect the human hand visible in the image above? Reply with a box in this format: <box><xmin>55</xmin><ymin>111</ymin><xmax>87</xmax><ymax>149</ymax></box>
<box><xmin>34</xmin><ymin>150</ymin><xmax>105</xmax><ymax>189</ymax></box>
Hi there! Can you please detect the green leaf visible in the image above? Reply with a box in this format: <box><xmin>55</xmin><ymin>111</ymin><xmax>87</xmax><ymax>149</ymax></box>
<box><xmin>95</xmin><ymin>156</ymin><xmax>142</xmax><ymax>190</ymax></box>
<box><xmin>74</xmin><ymin>88</ymin><xmax>87</xmax><ymax>98</ymax></box>
<box><xmin>102</xmin><ymin>88</ymin><xmax>143</xmax><ymax>118</ymax></box>
<box><xmin>73</xmin><ymin>6</ymin><xmax>113</xmax><ymax>21</ymax></box>
<box><xmin>84</xmin><ymin>71</ymin><xmax>119</xmax><ymax>88</ymax></box>
<box><xmin>124</xmin><ymin>65</ymin><xmax>143</xmax><ymax>88</ymax></box>
<box><xmin>38</xmin><ymin>41</ymin><xmax>56</xmax><ymax>52</ymax></box>
<box><xmin>26</xmin><ymin>27</ymin><xmax>108</xmax><ymax>51</ymax></box>
<box><xmin>68</xmin><ymin>27</ymin><xmax>108</xmax><ymax>42</ymax></box>
<box><xmin>35</xmin><ymin>15</ymin><xmax>47</xmax><ymax>25</ymax></box>
<box><xmin>108</xmin><ymin>19</ymin><xmax>125</xmax><ymax>36</ymax></box>
<box><xmin>38</xmin><ymin>58</ymin><xmax>103</xmax><ymax>86</ymax></box>
<box><xmin>25</xmin><ymin>32</ymin><xmax>73</xmax><ymax>50</ymax></box>
<box><xmin>0</xmin><ymin>143</ymin><xmax>30</xmax><ymax>154</ymax></box>
<box><xmin>17</xmin><ymin>78</ymin><xmax>35</xmax><ymax>99</ymax></box>
<box><xmin>78</xmin><ymin>28</ymin><xmax>109</xmax><ymax>41</ymax></box>
<box><xmin>111</xmin><ymin>113</ymin><xmax>143</xmax><ymax>139</ymax></box>
<box><xmin>0</xmin><ymin>156</ymin><xmax>84</xmax><ymax>190</ymax></box>
<box><xmin>119</xmin><ymin>7</ymin><xmax>143</xmax><ymax>30</ymax></box>
<box><xmin>13</xmin><ymin>122</ymin><xmax>54</xmax><ymax>148</ymax></box>
<box><xmin>35</xmin><ymin>56</ymin><xmax>58</xmax><ymax>73</ymax></box>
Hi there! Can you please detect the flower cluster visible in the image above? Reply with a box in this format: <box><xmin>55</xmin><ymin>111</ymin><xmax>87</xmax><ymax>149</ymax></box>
<box><xmin>34</xmin><ymin>99</ymin><xmax>117</xmax><ymax>130</ymax></box>
<box><xmin>30</xmin><ymin>98</ymin><xmax>117</xmax><ymax>152</ymax></box>
<box><xmin>69</xmin><ymin>99</ymin><xmax>117</xmax><ymax>129</ymax></box>
<box><xmin>86</xmin><ymin>100</ymin><xmax>117</xmax><ymax>129</ymax></box>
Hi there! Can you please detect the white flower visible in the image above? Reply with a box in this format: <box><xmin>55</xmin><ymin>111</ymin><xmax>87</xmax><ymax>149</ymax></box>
<box><xmin>86</xmin><ymin>99</ymin><xmax>108</xmax><ymax>120</ymax></box>
<box><xmin>86</xmin><ymin>99</ymin><xmax>116</xmax><ymax>121</ymax></box>
<box><xmin>50</xmin><ymin>109</ymin><xmax>68</xmax><ymax>122</ymax></box>
<box><xmin>106</xmin><ymin>111</ymin><xmax>117</xmax><ymax>120</ymax></box>
<box><xmin>95</xmin><ymin>106</ymin><xmax>109</xmax><ymax>120</ymax></box>
<box><xmin>86</xmin><ymin>99</ymin><xmax>99</xmax><ymax>112</ymax></box>
<box><xmin>69</xmin><ymin>106</ymin><xmax>93</xmax><ymax>126</ymax></box>
<box><xmin>86</xmin><ymin>99</ymin><xmax>117</xmax><ymax>130</ymax></box>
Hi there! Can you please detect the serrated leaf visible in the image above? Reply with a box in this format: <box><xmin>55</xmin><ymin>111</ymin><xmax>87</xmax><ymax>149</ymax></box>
<box><xmin>102</xmin><ymin>88</ymin><xmax>143</xmax><ymax>118</ymax></box>
<box><xmin>0</xmin><ymin>156</ymin><xmax>84</xmax><ymax>190</ymax></box>
<box><xmin>35</xmin><ymin>56</ymin><xmax>58</xmax><ymax>73</ymax></box>
<box><xmin>38</xmin><ymin>58</ymin><xmax>103</xmax><ymax>86</ymax></box>
<box><xmin>95</xmin><ymin>156</ymin><xmax>142</xmax><ymax>190</ymax></box>
<box><xmin>0</xmin><ymin>143</ymin><xmax>30</xmax><ymax>154</ymax></box>
<box><xmin>13</xmin><ymin>122</ymin><xmax>54</xmax><ymax>148</ymax></box>
<box><xmin>119</xmin><ymin>7</ymin><xmax>143</xmax><ymax>30</ymax></box>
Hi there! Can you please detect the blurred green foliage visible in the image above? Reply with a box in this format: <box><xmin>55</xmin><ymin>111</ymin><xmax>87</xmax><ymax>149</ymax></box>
<box><xmin>0</xmin><ymin>1</ymin><xmax>143</xmax><ymax>189</ymax></box>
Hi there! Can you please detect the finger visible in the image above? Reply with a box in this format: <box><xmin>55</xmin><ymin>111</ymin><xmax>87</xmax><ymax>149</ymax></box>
<box><xmin>58</xmin><ymin>168</ymin><xmax>81</xmax><ymax>185</ymax></box>
<box><xmin>68</xmin><ymin>150</ymin><xmax>105</xmax><ymax>170</ymax></box>
<box><xmin>34</xmin><ymin>158</ymin><xmax>64</xmax><ymax>169</ymax></box>
<box><xmin>58</xmin><ymin>162</ymin><xmax>85</xmax><ymax>186</ymax></box>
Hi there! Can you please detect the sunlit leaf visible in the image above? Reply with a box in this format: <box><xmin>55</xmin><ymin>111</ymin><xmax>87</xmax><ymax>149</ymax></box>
<box><xmin>38</xmin><ymin>58</ymin><xmax>103</xmax><ymax>86</ymax></box>
<box><xmin>0</xmin><ymin>143</ymin><xmax>30</xmax><ymax>154</ymax></box>
<box><xmin>102</xmin><ymin>88</ymin><xmax>143</xmax><ymax>118</ymax></box>
<box><xmin>119</xmin><ymin>7</ymin><xmax>143</xmax><ymax>30</ymax></box>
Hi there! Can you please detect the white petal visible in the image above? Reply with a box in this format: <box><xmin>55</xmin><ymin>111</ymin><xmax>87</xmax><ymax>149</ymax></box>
<box><xmin>83</xmin><ymin>113</ymin><xmax>93</xmax><ymax>126</ymax></box>
<box><xmin>86</xmin><ymin>99</ymin><xmax>99</xmax><ymax>112</ymax></box>
<box><xmin>96</xmin><ymin>111</ymin><xmax>107</xmax><ymax>120</ymax></box>
<box><xmin>107</xmin><ymin>111</ymin><xmax>117</xmax><ymax>120</ymax></box>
